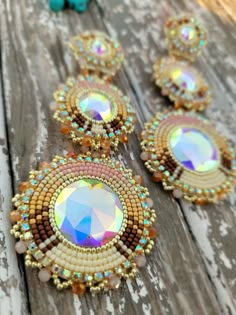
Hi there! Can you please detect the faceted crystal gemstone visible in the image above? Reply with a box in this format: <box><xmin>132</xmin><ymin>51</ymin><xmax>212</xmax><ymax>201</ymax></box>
<box><xmin>170</xmin><ymin>127</ymin><xmax>218</xmax><ymax>172</ymax></box>
<box><xmin>79</xmin><ymin>92</ymin><xmax>115</xmax><ymax>122</ymax></box>
<box><xmin>90</xmin><ymin>38</ymin><xmax>107</xmax><ymax>55</ymax></box>
<box><xmin>54</xmin><ymin>179</ymin><xmax>123</xmax><ymax>247</ymax></box>
<box><xmin>167</xmin><ymin>64</ymin><xmax>197</xmax><ymax>91</ymax></box>
<box><xmin>179</xmin><ymin>25</ymin><xmax>196</xmax><ymax>43</ymax></box>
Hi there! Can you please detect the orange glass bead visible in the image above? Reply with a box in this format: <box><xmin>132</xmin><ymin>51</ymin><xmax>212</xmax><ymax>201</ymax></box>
<box><xmin>134</xmin><ymin>175</ymin><xmax>142</xmax><ymax>185</ymax></box>
<box><xmin>60</xmin><ymin>123</ymin><xmax>71</xmax><ymax>135</ymax></box>
<box><xmin>148</xmin><ymin>226</ymin><xmax>157</xmax><ymax>239</ymax></box>
<box><xmin>9</xmin><ymin>210</ymin><xmax>21</xmax><ymax>223</ymax></box>
<box><xmin>72</xmin><ymin>282</ymin><xmax>86</xmax><ymax>296</ymax></box>
<box><xmin>101</xmin><ymin>148</ymin><xmax>110</xmax><ymax>157</ymax></box>
<box><xmin>139</xmin><ymin>131</ymin><xmax>146</xmax><ymax>140</ymax></box>
<box><xmin>39</xmin><ymin>162</ymin><xmax>50</xmax><ymax>170</ymax></box>
<box><xmin>101</xmin><ymin>139</ymin><xmax>111</xmax><ymax>149</ymax></box>
<box><xmin>66</xmin><ymin>151</ymin><xmax>77</xmax><ymax>159</ymax></box>
<box><xmin>119</xmin><ymin>134</ymin><xmax>128</xmax><ymax>143</ymax></box>
<box><xmin>19</xmin><ymin>181</ymin><xmax>29</xmax><ymax>192</ymax></box>
<box><xmin>195</xmin><ymin>199</ymin><xmax>206</xmax><ymax>206</ymax></box>
<box><xmin>152</xmin><ymin>173</ymin><xmax>162</xmax><ymax>182</ymax></box>
<box><xmin>82</xmin><ymin>136</ymin><xmax>92</xmax><ymax>147</ymax></box>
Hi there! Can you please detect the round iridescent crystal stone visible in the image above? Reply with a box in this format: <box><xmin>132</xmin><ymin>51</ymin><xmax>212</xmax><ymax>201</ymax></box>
<box><xmin>78</xmin><ymin>92</ymin><xmax>115</xmax><ymax>122</ymax></box>
<box><xmin>179</xmin><ymin>25</ymin><xmax>196</xmax><ymax>43</ymax></box>
<box><xmin>90</xmin><ymin>38</ymin><xmax>107</xmax><ymax>55</ymax></box>
<box><xmin>54</xmin><ymin>179</ymin><xmax>123</xmax><ymax>247</ymax></box>
<box><xmin>168</xmin><ymin>64</ymin><xmax>197</xmax><ymax>91</ymax></box>
<box><xmin>169</xmin><ymin>127</ymin><xmax>218</xmax><ymax>172</ymax></box>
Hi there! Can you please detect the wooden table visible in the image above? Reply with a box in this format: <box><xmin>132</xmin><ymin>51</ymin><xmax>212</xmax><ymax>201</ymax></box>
<box><xmin>0</xmin><ymin>1</ymin><xmax>235</xmax><ymax>314</ymax></box>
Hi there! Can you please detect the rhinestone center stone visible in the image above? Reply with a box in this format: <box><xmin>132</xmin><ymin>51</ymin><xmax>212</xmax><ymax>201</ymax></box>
<box><xmin>78</xmin><ymin>92</ymin><xmax>115</xmax><ymax>122</ymax></box>
<box><xmin>179</xmin><ymin>25</ymin><xmax>196</xmax><ymax>43</ymax></box>
<box><xmin>91</xmin><ymin>39</ymin><xmax>107</xmax><ymax>55</ymax></box>
<box><xmin>54</xmin><ymin>179</ymin><xmax>123</xmax><ymax>247</ymax></box>
<box><xmin>168</xmin><ymin>64</ymin><xmax>198</xmax><ymax>91</ymax></box>
<box><xmin>170</xmin><ymin>127</ymin><xmax>218</xmax><ymax>172</ymax></box>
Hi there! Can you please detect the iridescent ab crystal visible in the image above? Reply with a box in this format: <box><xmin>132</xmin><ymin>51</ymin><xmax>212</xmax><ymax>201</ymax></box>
<box><xmin>79</xmin><ymin>92</ymin><xmax>115</xmax><ymax>122</ymax></box>
<box><xmin>54</xmin><ymin>179</ymin><xmax>123</xmax><ymax>247</ymax></box>
<box><xmin>179</xmin><ymin>25</ymin><xmax>196</xmax><ymax>43</ymax></box>
<box><xmin>170</xmin><ymin>127</ymin><xmax>218</xmax><ymax>172</ymax></box>
<box><xmin>168</xmin><ymin>64</ymin><xmax>197</xmax><ymax>91</ymax></box>
<box><xmin>91</xmin><ymin>39</ymin><xmax>107</xmax><ymax>55</ymax></box>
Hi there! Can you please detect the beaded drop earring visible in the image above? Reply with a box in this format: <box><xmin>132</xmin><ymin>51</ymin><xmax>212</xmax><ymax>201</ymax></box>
<box><xmin>10</xmin><ymin>31</ymin><xmax>157</xmax><ymax>296</ymax></box>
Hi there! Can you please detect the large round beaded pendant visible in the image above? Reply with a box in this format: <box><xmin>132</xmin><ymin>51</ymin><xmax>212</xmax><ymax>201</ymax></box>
<box><xmin>10</xmin><ymin>155</ymin><xmax>156</xmax><ymax>295</ymax></box>
<box><xmin>140</xmin><ymin>111</ymin><xmax>236</xmax><ymax>204</ymax></box>
<box><xmin>52</xmin><ymin>75</ymin><xmax>135</xmax><ymax>155</ymax></box>
<box><xmin>153</xmin><ymin>56</ymin><xmax>211</xmax><ymax>111</ymax></box>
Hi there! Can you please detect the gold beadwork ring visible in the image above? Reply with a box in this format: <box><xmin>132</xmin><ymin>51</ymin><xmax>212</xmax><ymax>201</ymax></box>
<box><xmin>10</xmin><ymin>155</ymin><xmax>157</xmax><ymax>295</ymax></box>
<box><xmin>140</xmin><ymin>111</ymin><xmax>236</xmax><ymax>204</ymax></box>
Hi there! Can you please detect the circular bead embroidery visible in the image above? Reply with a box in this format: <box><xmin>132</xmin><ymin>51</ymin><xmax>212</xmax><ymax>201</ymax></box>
<box><xmin>165</xmin><ymin>15</ymin><xmax>208</xmax><ymax>61</ymax></box>
<box><xmin>140</xmin><ymin>111</ymin><xmax>236</xmax><ymax>204</ymax></box>
<box><xmin>153</xmin><ymin>56</ymin><xmax>211</xmax><ymax>111</ymax></box>
<box><xmin>10</xmin><ymin>155</ymin><xmax>156</xmax><ymax>294</ymax></box>
<box><xmin>69</xmin><ymin>31</ymin><xmax>124</xmax><ymax>78</ymax></box>
<box><xmin>53</xmin><ymin>75</ymin><xmax>135</xmax><ymax>154</ymax></box>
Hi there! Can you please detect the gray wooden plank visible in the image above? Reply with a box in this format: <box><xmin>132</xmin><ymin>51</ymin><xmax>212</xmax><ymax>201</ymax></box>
<box><xmin>0</xmin><ymin>0</ymin><xmax>230</xmax><ymax>314</ymax></box>
<box><xmin>0</xmin><ymin>62</ymin><xmax>29</xmax><ymax>314</ymax></box>
<box><xmin>97</xmin><ymin>0</ymin><xmax>236</xmax><ymax>314</ymax></box>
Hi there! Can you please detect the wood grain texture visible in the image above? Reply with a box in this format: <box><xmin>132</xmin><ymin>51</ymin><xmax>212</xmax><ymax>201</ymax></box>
<box><xmin>0</xmin><ymin>0</ymin><xmax>235</xmax><ymax>314</ymax></box>
<box><xmin>0</xmin><ymin>71</ymin><xmax>29</xmax><ymax>315</ymax></box>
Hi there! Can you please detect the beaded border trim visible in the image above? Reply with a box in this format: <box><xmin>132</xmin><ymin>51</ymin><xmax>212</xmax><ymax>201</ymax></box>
<box><xmin>10</xmin><ymin>155</ymin><xmax>156</xmax><ymax>295</ymax></box>
<box><xmin>140</xmin><ymin>111</ymin><xmax>236</xmax><ymax>204</ymax></box>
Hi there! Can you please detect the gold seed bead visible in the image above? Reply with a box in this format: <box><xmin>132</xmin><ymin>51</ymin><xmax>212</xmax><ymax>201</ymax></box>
<box><xmin>32</xmin><ymin>262</ymin><xmax>38</xmax><ymax>269</ymax></box>
<box><xmin>53</xmin><ymin>279</ymin><xmax>60</xmax><ymax>286</ymax></box>
<box><xmin>14</xmin><ymin>232</ymin><xmax>20</xmax><ymax>238</ymax></box>
<box><xmin>25</xmin><ymin>260</ymin><xmax>32</xmax><ymax>267</ymax></box>
<box><xmin>57</xmin><ymin>284</ymin><xmax>64</xmax><ymax>290</ymax></box>
<box><xmin>63</xmin><ymin>282</ymin><xmax>69</xmax><ymax>289</ymax></box>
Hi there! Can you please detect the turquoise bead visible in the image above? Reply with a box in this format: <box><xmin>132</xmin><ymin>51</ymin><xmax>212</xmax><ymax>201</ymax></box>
<box><xmin>49</xmin><ymin>0</ymin><xmax>65</xmax><ymax>11</ymax></box>
<box><xmin>67</xmin><ymin>0</ymin><xmax>89</xmax><ymax>12</ymax></box>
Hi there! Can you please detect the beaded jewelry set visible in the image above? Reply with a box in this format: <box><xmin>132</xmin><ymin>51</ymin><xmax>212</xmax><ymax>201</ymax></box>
<box><xmin>9</xmin><ymin>15</ymin><xmax>235</xmax><ymax>296</ymax></box>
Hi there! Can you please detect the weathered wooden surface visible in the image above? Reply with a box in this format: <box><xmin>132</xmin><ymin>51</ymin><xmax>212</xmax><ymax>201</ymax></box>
<box><xmin>0</xmin><ymin>0</ymin><xmax>235</xmax><ymax>314</ymax></box>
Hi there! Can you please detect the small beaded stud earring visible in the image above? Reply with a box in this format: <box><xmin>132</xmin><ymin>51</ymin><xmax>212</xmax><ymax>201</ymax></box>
<box><xmin>9</xmin><ymin>31</ymin><xmax>157</xmax><ymax>296</ymax></box>
<box><xmin>52</xmin><ymin>31</ymin><xmax>136</xmax><ymax>157</ymax></box>
<box><xmin>140</xmin><ymin>110</ymin><xmax>236</xmax><ymax>204</ymax></box>
<box><xmin>153</xmin><ymin>15</ymin><xmax>211</xmax><ymax>111</ymax></box>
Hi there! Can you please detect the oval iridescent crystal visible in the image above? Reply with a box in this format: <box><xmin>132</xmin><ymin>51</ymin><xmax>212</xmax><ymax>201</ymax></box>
<box><xmin>78</xmin><ymin>92</ymin><xmax>115</xmax><ymax>122</ymax></box>
<box><xmin>179</xmin><ymin>25</ymin><xmax>196</xmax><ymax>43</ymax></box>
<box><xmin>168</xmin><ymin>64</ymin><xmax>197</xmax><ymax>91</ymax></box>
<box><xmin>170</xmin><ymin>127</ymin><xmax>218</xmax><ymax>172</ymax></box>
<box><xmin>90</xmin><ymin>38</ymin><xmax>107</xmax><ymax>55</ymax></box>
